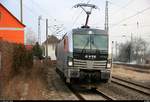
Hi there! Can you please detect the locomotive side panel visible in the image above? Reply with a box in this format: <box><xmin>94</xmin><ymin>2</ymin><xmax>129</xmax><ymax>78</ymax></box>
<box><xmin>56</xmin><ymin>38</ymin><xmax>65</xmax><ymax>73</ymax></box>
<box><xmin>56</xmin><ymin>32</ymin><xmax>73</xmax><ymax>79</ymax></box>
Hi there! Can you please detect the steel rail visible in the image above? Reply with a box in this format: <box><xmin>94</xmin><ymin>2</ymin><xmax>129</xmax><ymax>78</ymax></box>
<box><xmin>111</xmin><ymin>77</ymin><xmax>150</xmax><ymax>96</ymax></box>
<box><xmin>113</xmin><ymin>64</ymin><xmax>150</xmax><ymax>73</ymax></box>
<box><xmin>67</xmin><ymin>83</ymin><xmax>116</xmax><ymax>100</ymax></box>
<box><xmin>95</xmin><ymin>89</ymin><xmax>116</xmax><ymax>100</ymax></box>
<box><xmin>112</xmin><ymin>76</ymin><xmax>150</xmax><ymax>90</ymax></box>
<box><xmin>66</xmin><ymin>84</ymin><xmax>85</xmax><ymax>100</ymax></box>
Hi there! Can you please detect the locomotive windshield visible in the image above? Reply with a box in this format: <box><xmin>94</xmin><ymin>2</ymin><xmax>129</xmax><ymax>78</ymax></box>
<box><xmin>73</xmin><ymin>34</ymin><xmax>108</xmax><ymax>51</ymax></box>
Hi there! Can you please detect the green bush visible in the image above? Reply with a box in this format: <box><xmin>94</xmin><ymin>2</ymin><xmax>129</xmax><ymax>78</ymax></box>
<box><xmin>32</xmin><ymin>42</ymin><xmax>43</xmax><ymax>59</ymax></box>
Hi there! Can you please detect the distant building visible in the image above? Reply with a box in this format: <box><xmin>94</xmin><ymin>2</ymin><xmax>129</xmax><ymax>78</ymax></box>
<box><xmin>0</xmin><ymin>3</ymin><xmax>25</xmax><ymax>44</ymax></box>
<box><xmin>42</xmin><ymin>35</ymin><xmax>59</xmax><ymax>60</ymax></box>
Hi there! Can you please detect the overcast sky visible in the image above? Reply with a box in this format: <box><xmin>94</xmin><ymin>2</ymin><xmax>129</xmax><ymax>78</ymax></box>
<box><xmin>1</xmin><ymin>0</ymin><xmax>150</xmax><ymax>45</ymax></box>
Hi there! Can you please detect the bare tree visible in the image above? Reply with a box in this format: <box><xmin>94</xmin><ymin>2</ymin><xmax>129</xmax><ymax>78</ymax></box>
<box><xmin>118</xmin><ymin>37</ymin><xmax>147</xmax><ymax>64</ymax></box>
<box><xmin>118</xmin><ymin>42</ymin><xmax>132</xmax><ymax>62</ymax></box>
<box><xmin>26</xmin><ymin>28</ymin><xmax>37</xmax><ymax>45</ymax></box>
<box><xmin>144</xmin><ymin>46</ymin><xmax>150</xmax><ymax>64</ymax></box>
<box><xmin>132</xmin><ymin>38</ymin><xmax>147</xmax><ymax>64</ymax></box>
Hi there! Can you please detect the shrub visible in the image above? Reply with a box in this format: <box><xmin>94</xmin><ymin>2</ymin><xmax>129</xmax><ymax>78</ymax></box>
<box><xmin>32</xmin><ymin>42</ymin><xmax>43</xmax><ymax>60</ymax></box>
<box><xmin>12</xmin><ymin>44</ymin><xmax>33</xmax><ymax>75</ymax></box>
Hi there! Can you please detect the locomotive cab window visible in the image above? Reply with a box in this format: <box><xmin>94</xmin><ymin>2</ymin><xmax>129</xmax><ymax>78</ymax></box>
<box><xmin>73</xmin><ymin>34</ymin><xmax>108</xmax><ymax>51</ymax></box>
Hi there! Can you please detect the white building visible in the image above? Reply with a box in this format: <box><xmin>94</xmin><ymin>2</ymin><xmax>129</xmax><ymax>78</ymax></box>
<box><xmin>42</xmin><ymin>35</ymin><xmax>59</xmax><ymax>60</ymax></box>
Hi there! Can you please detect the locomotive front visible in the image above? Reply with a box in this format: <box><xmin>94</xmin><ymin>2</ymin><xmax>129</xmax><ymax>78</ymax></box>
<box><xmin>67</xmin><ymin>28</ymin><xmax>111</xmax><ymax>83</ymax></box>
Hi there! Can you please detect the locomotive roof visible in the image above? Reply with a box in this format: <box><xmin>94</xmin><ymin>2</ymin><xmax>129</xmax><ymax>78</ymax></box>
<box><xmin>72</xmin><ymin>28</ymin><xmax>107</xmax><ymax>35</ymax></box>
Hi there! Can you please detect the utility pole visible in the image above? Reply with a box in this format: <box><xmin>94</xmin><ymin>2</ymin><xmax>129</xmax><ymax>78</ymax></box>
<box><xmin>115</xmin><ymin>41</ymin><xmax>117</xmax><ymax>59</ymax></box>
<box><xmin>110</xmin><ymin>41</ymin><xmax>114</xmax><ymax>83</ymax></box>
<box><xmin>112</xmin><ymin>41</ymin><xmax>114</xmax><ymax>62</ymax></box>
<box><xmin>130</xmin><ymin>33</ymin><xmax>133</xmax><ymax>63</ymax></box>
<box><xmin>20</xmin><ymin>0</ymin><xmax>23</xmax><ymax>23</ymax></box>
<box><xmin>105</xmin><ymin>0</ymin><xmax>109</xmax><ymax>35</ymax></box>
<box><xmin>46</xmin><ymin>19</ymin><xmax>48</xmax><ymax>59</ymax></box>
<box><xmin>38</xmin><ymin>16</ymin><xmax>42</xmax><ymax>45</ymax></box>
<box><xmin>137</xmin><ymin>21</ymin><xmax>139</xmax><ymax>39</ymax></box>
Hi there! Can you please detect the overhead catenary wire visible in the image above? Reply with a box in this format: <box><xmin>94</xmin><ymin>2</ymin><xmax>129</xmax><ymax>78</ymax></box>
<box><xmin>11</xmin><ymin>1</ymin><xmax>40</xmax><ymax>19</ymax></box>
<box><xmin>111</xmin><ymin>23</ymin><xmax>150</xmax><ymax>28</ymax></box>
<box><xmin>71</xmin><ymin>0</ymin><xmax>84</xmax><ymax>21</ymax></box>
<box><xmin>72</xmin><ymin>10</ymin><xmax>84</xmax><ymax>27</ymax></box>
<box><xmin>31</xmin><ymin>0</ymin><xmax>58</xmax><ymax>21</ymax></box>
<box><xmin>5</xmin><ymin>1</ymin><xmax>39</xmax><ymax>19</ymax></box>
<box><xmin>18</xmin><ymin>0</ymin><xmax>66</xmax><ymax>41</ymax></box>
<box><xmin>110</xmin><ymin>6</ymin><xmax>150</xmax><ymax>29</ymax></box>
<box><xmin>109</xmin><ymin>0</ymin><xmax>136</xmax><ymax>16</ymax></box>
<box><xmin>71</xmin><ymin>0</ymin><xmax>91</xmax><ymax>28</ymax></box>
<box><xmin>31</xmin><ymin>0</ymin><xmax>66</xmax><ymax>30</ymax></box>
<box><xmin>23</xmin><ymin>3</ymin><xmax>39</xmax><ymax>16</ymax></box>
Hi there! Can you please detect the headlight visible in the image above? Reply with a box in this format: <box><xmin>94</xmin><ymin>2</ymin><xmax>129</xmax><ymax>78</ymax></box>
<box><xmin>68</xmin><ymin>57</ymin><xmax>73</xmax><ymax>66</ymax></box>
<box><xmin>107</xmin><ymin>59</ymin><xmax>112</xmax><ymax>68</ymax></box>
<box><xmin>107</xmin><ymin>63</ymin><xmax>111</xmax><ymax>68</ymax></box>
<box><xmin>68</xmin><ymin>61</ymin><xmax>73</xmax><ymax>66</ymax></box>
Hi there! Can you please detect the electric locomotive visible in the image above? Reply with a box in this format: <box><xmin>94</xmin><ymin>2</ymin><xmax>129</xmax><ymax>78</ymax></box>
<box><xmin>55</xmin><ymin>3</ymin><xmax>112</xmax><ymax>84</ymax></box>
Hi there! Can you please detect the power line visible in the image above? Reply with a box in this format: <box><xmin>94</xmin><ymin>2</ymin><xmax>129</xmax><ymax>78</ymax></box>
<box><xmin>72</xmin><ymin>0</ymin><xmax>88</xmax><ymax>27</ymax></box>
<box><xmin>72</xmin><ymin>10</ymin><xmax>83</xmax><ymax>27</ymax></box>
<box><xmin>31</xmin><ymin>0</ymin><xmax>65</xmax><ymax>25</ymax></box>
<box><xmin>117</xmin><ymin>24</ymin><xmax>150</xmax><ymax>28</ymax></box>
<box><xmin>29</xmin><ymin>0</ymin><xmax>67</xmax><ymax>34</ymax></box>
<box><xmin>12</xmin><ymin>1</ymin><xmax>39</xmax><ymax>17</ymax></box>
<box><xmin>109</xmin><ymin>0</ymin><xmax>135</xmax><ymax>16</ymax></box>
<box><xmin>31</xmin><ymin>0</ymin><xmax>54</xmax><ymax>19</ymax></box>
<box><xmin>71</xmin><ymin>0</ymin><xmax>91</xmax><ymax>27</ymax></box>
<box><xmin>23</xmin><ymin>3</ymin><xmax>39</xmax><ymax>16</ymax></box>
<box><xmin>111</xmin><ymin>6</ymin><xmax>150</xmax><ymax>28</ymax></box>
<box><xmin>71</xmin><ymin>0</ymin><xmax>88</xmax><ymax>27</ymax></box>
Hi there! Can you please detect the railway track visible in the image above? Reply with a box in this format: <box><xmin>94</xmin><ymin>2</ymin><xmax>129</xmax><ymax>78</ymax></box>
<box><xmin>67</xmin><ymin>84</ymin><xmax>115</xmax><ymax>100</ymax></box>
<box><xmin>111</xmin><ymin>76</ymin><xmax>150</xmax><ymax>96</ymax></box>
<box><xmin>114</xmin><ymin>63</ymin><xmax>150</xmax><ymax>70</ymax></box>
<box><xmin>114</xmin><ymin>64</ymin><xmax>150</xmax><ymax>73</ymax></box>
<box><xmin>66</xmin><ymin>84</ymin><xmax>85</xmax><ymax>100</ymax></box>
<box><xmin>95</xmin><ymin>88</ymin><xmax>116</xmax><ymax>100</ymax></box>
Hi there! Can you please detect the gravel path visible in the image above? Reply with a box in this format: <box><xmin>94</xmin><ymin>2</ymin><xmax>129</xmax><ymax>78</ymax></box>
<box><xmin>94</xmin><ymin>64</ymin><xmax>150</xmax><ymax>100</ymax></box>
<box><xmin>112</xmin><ymin>64</ymin><xmax>150</xmax><ymax>87</ymax></box>
<box><xmin>97</xmin><ymin>83</ymin><xmax>150</xmax><ymax>100</ymax></box>
<box><xmin>45</xmin><ymin>65</ymin><xmax>78</xmax><ymax>100</ymax></box>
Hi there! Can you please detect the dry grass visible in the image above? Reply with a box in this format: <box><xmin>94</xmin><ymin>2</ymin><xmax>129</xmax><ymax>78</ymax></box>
<box><xmin>0</xmin><ymin>41</ymin><xmax>15</xmax><ymax>98</ymax></box>
<box><xmin>0</xmin><ymin>59</ymin><xmax>57</xmax><ymax>100</ymax></box>
<box><xmin>0</xmin><ymin>41</ymin><xmax>33</xmax><ymax>99</ymax></box>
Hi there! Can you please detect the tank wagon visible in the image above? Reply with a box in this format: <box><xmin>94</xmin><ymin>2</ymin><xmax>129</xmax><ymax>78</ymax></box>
<box><xmin>55</xmin><ymin>27</ymin><xmax>112</xmax><ymax>83</ymax></box>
